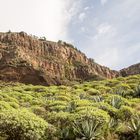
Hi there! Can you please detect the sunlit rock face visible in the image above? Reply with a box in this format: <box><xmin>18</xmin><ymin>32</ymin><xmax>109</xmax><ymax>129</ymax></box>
<box><xmin>0</xmin><ymin>32</ymin><xmax>120</xmax><ymax>85</ymax></box>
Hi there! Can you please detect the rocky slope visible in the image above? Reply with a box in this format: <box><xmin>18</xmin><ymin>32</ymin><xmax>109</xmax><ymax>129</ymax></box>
<box><xmin>0</xmin><ymin>32</ymin><xmax>120</xmax><ymax>85</ymax></box>
<box><xmin>120</xmin><ymin>63</ymin><xmax>140</xmax><ymax>76</ymax></box>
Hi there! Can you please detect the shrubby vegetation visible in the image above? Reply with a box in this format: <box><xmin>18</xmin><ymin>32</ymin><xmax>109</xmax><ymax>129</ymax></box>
<box><xmin>0</xmin><ymin>74</ymin><xmax>140</xmax><ymax>139</ymax></box>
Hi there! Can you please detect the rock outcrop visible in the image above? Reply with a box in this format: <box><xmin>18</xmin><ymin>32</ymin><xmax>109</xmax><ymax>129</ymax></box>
<box><xmin>0</xmin><ymin>32</ymin><xmax>119</xmax><ymax>85</ymax></box>
<box><xmin>120</xmin><ymin>63</ymin><xmax>140</xmax><ymax>76</ymax></box>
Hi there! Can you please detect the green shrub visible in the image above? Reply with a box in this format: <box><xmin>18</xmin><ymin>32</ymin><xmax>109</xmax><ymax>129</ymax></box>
<box><xmin>46</xmin><ymin>100</ymin><xmax>68</xmax><ymax>112</ymax></box>
<box><xmin>72</xmin><ymin>110</ymin><xmax>110</xmax><ymax>140</ymax></box>
<box><xmin>128</xmin><ymin>83</ymin><xmax>138</xmax><ymax>90</ymax></box>
<box><xmin>75</xmin><ymin>106</ymin><xmax>99</xmax><ymax>113</ymax></box>
<box><xmin>90</xmin><ymin>95</ymin><xmax>103</xmax><ymax>102</ymax></box>
<box><xmin>54</xmin><ymin>95</ymin><xmax>71</xmax><ymax>102</ymax></box>
<box><xmin>93</xmin><ymin>102</ymin><xmax>118</xmax><ymax>118</ymax></box>
<box><xmin>24</xmin><ymin>86</ymin><xmax>46</xmax><ymax>92</ymax></box>
<box><xmin>0</xmin><ymin>75</ymin><xmax>140</xmax><ymax>140</ymax></box>
<box><xmin>113</xmin><ymin>88</ymin><xmax>134</xmax><ymax>98</ymax></box>
<box><xmin>117</xmin><ymin>122</ymin><xmax>135</xmax><ymax>140</ymax></box>
<box><xmin>105</xmin><ymin>79</ymin><xmax>120</xmax><ymax>87</ymax></box>
<box><xmin>31</xmin><ymin>106</ymin><xmax>46</xmax><ymax>116</ymax></box>
<box><xmin>105</xmin><ymin>95</ymin><xmax>129</xmax><ymax>109</ymax></box>
<box><xmin>74</xmin><ymin>100</ymin><xmax>93</xmax><ymax>108</ymax></box>
<box><xmin>117</xmin><ymin>114</ymin><xmax>140</xmax><ymax>140</ymax></box>
<box><xmin>46</xmin><ymin>112</ymin><xmax>74</xmax><ymax>139</ymax></box>
<box><xmin>133</xmin><ymin>85</ymin><xmax>140</xmax><ymax>97</ymax></box>
<box><xmin>0</xmin><ymin>109</ymin><xmax>56</xmax><ymax>140</ymax></box>
<box><xmin>95</xmin><ymin>85</ymin><xmax>112</xmax><ymax>93</ymax></box>
<box><xmin>8</xmin><ymin>102</ymin><xmax>19</xmax><ymax>109</ymax></box>
<box><xmin>128</xmin><ymin>114</ymin><xmax>140</xmax><ymax>139</ymax></box>
<box><xmin>87</xmin><ymin>88</ymin><xmax>101</xmax><ymax>96</ymax></box>
<box><xmin>0</xmin><ymin>101</ymin><xmax>12</xmax><ymax>110</ymax></box>
<box><xmin>117</xmin><ymin>106</ymin><xmax>136</xmax><ymax>121</ymax></box>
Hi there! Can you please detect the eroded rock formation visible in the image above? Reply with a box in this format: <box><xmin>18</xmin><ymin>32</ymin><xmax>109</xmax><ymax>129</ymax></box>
<box><xmin>0</xmin><ymin>32</ymin><xmax>120</xmax><ymax>85</ymax></box>
<box><xmin>120</xmin><ymin>63</ymin><xmax>140</xmax><ymax>76</ymax></box>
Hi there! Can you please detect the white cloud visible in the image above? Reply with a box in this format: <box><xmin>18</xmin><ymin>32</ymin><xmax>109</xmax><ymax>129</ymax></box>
<box><xmin>101</xmin><ymin>0</ymin><xmax>108</xmax><ymax>5</ymax></box>
<box><xmin>97</xmin><ymin>23</ymin><xmax>112</xmax><ymax>34</ymax></box>
<box><xmin>78</xmin><ymin>12</ymin><xmax>86</xmax><ymax>22</ymax></box>
<box><xmin>68</xmin><ymin>0</ymin><xmax>82</xmax><ymax>16</ymax></box>
<box><xmin>94</xmin><ymin>23</ymin><xmax>116</xmax><ymax>40</ymax></box>
<box><xmin>84</xmin><ymin>6</ymin><xmax>89</xmax><ymax>10</ymax></box>
<box><xmin>0</xmin><ymin>0</ymin><xmax>81</xmax><ymax>41</ymax></box>
<box><xmin>96</xmin><ymin>48</ymin><xmax>119</xmax><ymax>68</ymax></box>
<box><xmin>81</xmin><ymin>27</ymin><xmax>88</xmax><ymax>33</ymax></box>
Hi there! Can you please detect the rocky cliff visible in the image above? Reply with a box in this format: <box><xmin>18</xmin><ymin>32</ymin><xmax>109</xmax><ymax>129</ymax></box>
<box><xmin>0</xmin><ymin>32</ymin><xmax>119</xmax><ymax>85</ymax></box>
<box><xmin>120</xmin><ymin>63</ymin><xmax>140</xmax><ymax>76</ymax></box>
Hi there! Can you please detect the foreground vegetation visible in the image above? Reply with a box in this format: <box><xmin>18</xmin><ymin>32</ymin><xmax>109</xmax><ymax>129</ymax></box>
<box><xmin>0</xmin><ymin>75</ymin><xmax>140</xmax><ymax>140</ymax></box>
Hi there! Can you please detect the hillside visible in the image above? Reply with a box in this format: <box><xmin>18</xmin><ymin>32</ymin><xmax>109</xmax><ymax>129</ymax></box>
<box><xmin>120</xmin><ymin>63</ymin><xmax>140</xmax><ymax>76</ymax></box>
<box><xmin>0</xmin><ymin>74</ymin><xmax>140</xmax><ymax>139</ymax></box>
<box><xmin>0</xmin><ymin>31</ymin><xmax>140</xmax><ymax>140</ymax></box>
<box><xmin>0</xmin><ymin>32</ymin><xmax>119</xmax><ymax>85</ymax></box>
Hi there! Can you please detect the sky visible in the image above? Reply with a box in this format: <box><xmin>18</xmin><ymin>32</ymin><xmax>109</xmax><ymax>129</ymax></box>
<box><xmin>0</xmin><ymin>0</ymin><xmax>140</xmax><ymax>70</ymax></box>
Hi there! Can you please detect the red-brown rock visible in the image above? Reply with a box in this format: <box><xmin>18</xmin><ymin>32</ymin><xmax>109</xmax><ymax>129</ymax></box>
<box><xmin>0</xmin><ymin>32</ymin><xmax>120</xmax><ymax>85</ymax></box>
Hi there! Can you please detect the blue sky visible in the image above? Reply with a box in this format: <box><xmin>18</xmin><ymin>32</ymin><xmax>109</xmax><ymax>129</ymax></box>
<box><xmin>0</xmin><ymin>0</ymin><xmax>140</xmax><ymax>70</ymax></box>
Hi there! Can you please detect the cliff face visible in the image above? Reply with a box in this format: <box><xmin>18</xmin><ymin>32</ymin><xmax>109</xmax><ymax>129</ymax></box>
<box><xmin>0</xmin><ymin>32</ymin><xmax>119</xmax><ymax>85</ymax></box>
<box><xmin>120</xmin><ymin>63</ymin><xmax>140</xmax><ymax>76</ymax></box>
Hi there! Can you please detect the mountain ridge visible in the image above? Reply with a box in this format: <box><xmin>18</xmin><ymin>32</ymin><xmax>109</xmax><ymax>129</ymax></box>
<box><xmin>0</xmin><ymin>31</ymin><xmax>139</xmax><ymax>85</ymax></box>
